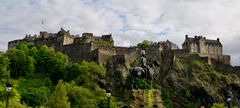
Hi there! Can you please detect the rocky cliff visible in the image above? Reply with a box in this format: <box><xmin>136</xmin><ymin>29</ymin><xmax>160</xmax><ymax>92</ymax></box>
<box><xmin>107</xmin><ymin>48</ymin><xmax>240</xmax><ymax>108</ymax></box>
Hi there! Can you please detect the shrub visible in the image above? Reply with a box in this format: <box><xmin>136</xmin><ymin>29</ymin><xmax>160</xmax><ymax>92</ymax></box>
<box><xmin>125</xmin><ymin>74</ymin><xmax>149</xmax><ymax>89</ymax></box>
<box><xmin>21</xmin><ymin>87</ymin><xmax>49</xmax><ymax>107</ymax></box>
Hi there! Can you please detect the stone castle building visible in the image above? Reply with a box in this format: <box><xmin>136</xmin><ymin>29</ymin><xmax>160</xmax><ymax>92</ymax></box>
<box><xmin>8</xmin><ymin>28</ymin><xmax>140</xmax><ymax>67</ymax></box>
<box><xmin>8</xmin><ymin>28</ymin><xmax>231</xmax><ymax>66</ymax></box>
<box><xmin>182</xmin><ymin>35</ymin><xmax>230</xmax><ymax>64</ymax></box>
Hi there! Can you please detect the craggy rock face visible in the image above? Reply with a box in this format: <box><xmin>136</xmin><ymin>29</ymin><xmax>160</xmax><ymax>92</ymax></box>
<box><xmin>190</xmin><ymin>86</ymin><xmax>214</xmax><ymax>108</ymax></box>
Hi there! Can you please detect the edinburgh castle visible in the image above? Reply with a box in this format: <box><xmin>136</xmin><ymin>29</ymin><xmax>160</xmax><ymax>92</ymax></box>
<box><xmin>8</xmin><ymin>28</ymin><xmax>231</xmax><ymax>67</ymax></box>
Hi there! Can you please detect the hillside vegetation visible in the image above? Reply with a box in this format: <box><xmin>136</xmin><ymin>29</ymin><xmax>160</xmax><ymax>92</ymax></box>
<box><xmin>0</xmin><ymin>43</ymin><xmax>117</xmax><ymax>108</ymax></box>
<box><xmin>1</xmin><ymin>42</ymin><xmax>240</xmax><ymax>108</ymax></box>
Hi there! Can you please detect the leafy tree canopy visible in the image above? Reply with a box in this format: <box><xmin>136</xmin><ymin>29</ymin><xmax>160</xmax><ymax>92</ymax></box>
<box><xmin>137</xmin><ymin>40</ymin><xmax>151</xmax><ymax>49</ymax></box>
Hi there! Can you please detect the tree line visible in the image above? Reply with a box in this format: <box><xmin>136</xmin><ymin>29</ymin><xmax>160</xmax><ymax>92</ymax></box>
<box><xmin>0</xmin><ymin>43</ymin><xmax>116</xmax><ymax>108</ymax></box>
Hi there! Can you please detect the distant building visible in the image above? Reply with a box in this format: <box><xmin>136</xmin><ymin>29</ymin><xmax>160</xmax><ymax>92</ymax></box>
<box><xmin>182</xmin><ymin>35</ymin><xmax>230</xmax><ymax>64</ymax></box>
<box><xmin>182</xmin><ymin>35</ymin><xmax>222</xmax><ymax>54</ymax></box>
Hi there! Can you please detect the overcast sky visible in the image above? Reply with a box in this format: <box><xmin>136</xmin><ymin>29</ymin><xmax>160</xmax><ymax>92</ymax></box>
<box><xmin>0</xmin><ymin>0</ymin><xmax>239</xmax><ymax>66</ymax></box>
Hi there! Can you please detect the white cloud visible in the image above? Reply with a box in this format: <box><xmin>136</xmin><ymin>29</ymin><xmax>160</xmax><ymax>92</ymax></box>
<box><xmin>0</xmin><ymin>0</ymin><xmax>239</xmax><ymax>66</ymax></box>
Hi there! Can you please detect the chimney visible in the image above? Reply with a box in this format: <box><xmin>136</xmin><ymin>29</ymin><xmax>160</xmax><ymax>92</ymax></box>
<box><xmin>217</xmin><ymin>38</ymin><xmax>220</xmax><ymax>41</ymax></box>
<box><xmin>185</xmin><ymin>35</ymin><xmax>188</xmax><ymax>38</ymax></box>
<box><xmin>194</xmin><ymin>36</ymin><xmax>197</xmax><ymax>38</ymax></box>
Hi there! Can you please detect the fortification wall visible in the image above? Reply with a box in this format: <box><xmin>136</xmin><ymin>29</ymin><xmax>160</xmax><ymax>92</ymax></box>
<box><xmin>62</xmin><ymin>43</ymin><xmax>92</xmax><ymax>62</ymax></box>
<box><xmin>114</xmin><ymin>47</ymin><xmax>129</xmax><ymax>55</ymax></box>
<box><xmin>113</xmin><ymin>55</ymin><xmax>126</xmax><ymax>65</ymax></box>
<box><xmin>196</xmin><ymin>53</ymin><xmax>230</xmax><ymax>65</ymax></box>
<box><xmin>73</xmin><ymin>37</ymin><xmax>83</xmax><ymax>44</ymax></box>
<box><xmin>96</xmin><ymin>47</ymin><xmax>116</xmax><ymax>66</ymax></box>
<box><xmin>125</xmin><ymin>48</ymin><xmax>140</xmax><ymax>67</ymax></box>
<box><xmin>173</xmin><ymin>49</ymin><xmax>189</xmax><ymax>58</ymax></box>
<box><xmin>8</xmin><ymin>40</ymin><xmax>24</xmax><ymax>49</ymax></box>
<box><xmin>145</xmin><ymin>46</ymin><xmax>161</xmax><ymax>62</ymax></box>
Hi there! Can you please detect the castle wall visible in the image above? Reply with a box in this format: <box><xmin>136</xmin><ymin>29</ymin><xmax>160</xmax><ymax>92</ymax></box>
<box><xmin>63</xmin><ymin>35</ymin><xmax>74</xmax><ymax>45</ymax></box>
<box><xmin>208</xmin><ymin>44</ymin><xmax>214</xmax><ymax>54</ymax></box>
<box><xmin>205</xmin><ymin>44</ymin><xmax>222</xmax><ymax>55</ymax></box>
<box><xmin>197</xmin><ymin>53</ymin><xmax>230</xmax><ymax>65</ymax></box>
<box><xmin>8</xmin><ymin>40</ymin><xmax>23</xmax><ymax>49</ymax></box>
<box><xmin>199</xmin><ymin>38</ymin><xmax>206</xmax><ymax>53</ymax></box>
<box><xmin>174</xmin><ymin>49</ymin><xmax>189</xmax><ymax>58</ymax></box>
<box><xmin>145</xmin><ymin>46</ymin><xmax>161</xmax><ymax>61</ymax></box>
<box><xmin>62</xmin><ymin>43</ymin><xmax>93</xmax><ymax>62</ymax></box>
<box><xmin>96</xmin><ymin>47</ymin><xmax>116</xmax><ymax>66</ymax></box>
<box><xmin>114</xmin><ymin>47</ymin><xmax>129</xmax><ymax>55</ymax></box>
<box><xmin>125</xmin><ymin>48</ymin><xmax>140</xmax><ymax>66</ymax></box>
<box><xmin>113</xmin><ymin>55</ymin><xmax>126</xmax><ymax>65</ymax></box>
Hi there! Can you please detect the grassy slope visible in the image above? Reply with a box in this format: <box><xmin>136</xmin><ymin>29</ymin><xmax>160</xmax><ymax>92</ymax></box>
<box><xmin>16</xmin><ymin>76</ymin><xmax>53</xmax><ymax>94</ymax></box>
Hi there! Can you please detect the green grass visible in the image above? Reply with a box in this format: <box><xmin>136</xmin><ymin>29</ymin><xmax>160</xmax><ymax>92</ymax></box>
<box><xmin>16</xmin><ymin>76</ymin><xmax>53</xmax><ymax>94</ymax></box>
<box><xmin>190</xmin><ymin>59</ymin><xmax>208</xmax><ymax>68</ymax></box>
<box><xmin>95</xmin><ymin>38</ymin><xmax>112</xmax><ymax>47</ymax></box>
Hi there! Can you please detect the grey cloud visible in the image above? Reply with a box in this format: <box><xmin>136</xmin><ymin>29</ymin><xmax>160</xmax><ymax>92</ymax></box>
<box><xmin>0</xmin><ymin>0</ymin><xmax>239</xmax><ymax>65</ymax></box>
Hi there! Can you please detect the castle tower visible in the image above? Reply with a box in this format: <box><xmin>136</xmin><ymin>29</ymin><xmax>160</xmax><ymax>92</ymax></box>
<box><xmin>57</xmin><ymin>28</ymin><xmax>74</xmax><ymax>45</ymax></box>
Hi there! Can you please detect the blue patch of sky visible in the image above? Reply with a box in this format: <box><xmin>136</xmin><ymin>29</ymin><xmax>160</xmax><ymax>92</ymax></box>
<box><xmin>113</xmin><ymin>13</ymin><xmax>131</xmax><ymax>32</ymax></box>
<box><xmin>156</xmin><ymin>27</ymin><xmax>171</xmax><ymax>36</ymax></box>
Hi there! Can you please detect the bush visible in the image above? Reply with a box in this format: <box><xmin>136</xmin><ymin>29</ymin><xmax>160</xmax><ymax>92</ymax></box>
<box><xmin>152</xmin><ymin>83</ymin><xmax>160</xmax><ymax>89</ymax></box>
<box><xmin>125</xmin><ymin>74</ymin><xmax>149</xmax><ymax>89</ymax></box>
<box><xmin>162</xmin><ymin>90</ymin><xmax>175</xmax><ymax>108</ymax></box>
<box><xmin>136</xmin><ymin>78</ymin><xmax>149</xmax><ymax>89</ymax></box>
<box><xmin>137</xmin><ymin>40</ymin><xmax>151</xmax><ymax>49</ymax></box>
<box><xmin>21</xmin><ymin>87</ymin><xmax>49</xmax><ymax>107</ymax></box>
<box><xmin>97</xmin><ymin>98</ymin><xmax>117</xmax><ymax>108</ymax></box>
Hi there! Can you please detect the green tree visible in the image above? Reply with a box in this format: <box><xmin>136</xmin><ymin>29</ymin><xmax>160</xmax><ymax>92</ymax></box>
<box><xmin>66</xmin><ymin>83</ymin><xmax>96</xmax><ymax>108</ymax></box>
<box><xmin>65</xmin><ymin>81</ymin><xmax>109</xmax><ymax>108</ymax></box>
<box><xmin>6</xmin><ymin>49</ymin><xmax>35</xmax><ymax>77</ymax></box>
<box><xmin>32</xmin><ymin>45</ymin><xmax>69</xmax><ymax>83</ymax></box>
<box><xmin>74</xmin><ymin>61</ymin><xmax>106</xmax><ymax>89</ymax></box>
<box><xmin>34</xmin><ymin>45</ymin><xmax>54</xmax><ymax>74</ymax></box>
<box><xmin>65</xmin><ymin>63</ymin><xmax>82</xmax><ymax>82</ymax></box>
<box><xmin>0</xmin><ymin>55</ymin><xmax>9</xmax><ymax>77</ymax></box>
<box><xmin>49</xmin><ymin>52</ymin><xmax>69</xmax><ymax>83</ymax></box>
<box><xmin>46</xmin><ymin>80</ymin><xmax>70</xmax><ymax>108</ymax></box>
<box><xmin>16</xmin><ymin>43</ymin><xmax>30</xmax><ymax>55</ymax></box>
<box><xmin>21</xmin><ymin>87</ymin><xmax>49</xmax><ymax>107</ymax></box>
<box><xmin>137</xmin><ymin>40</ymin><xmax>151</xmax><ymax>49</ymax></box>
